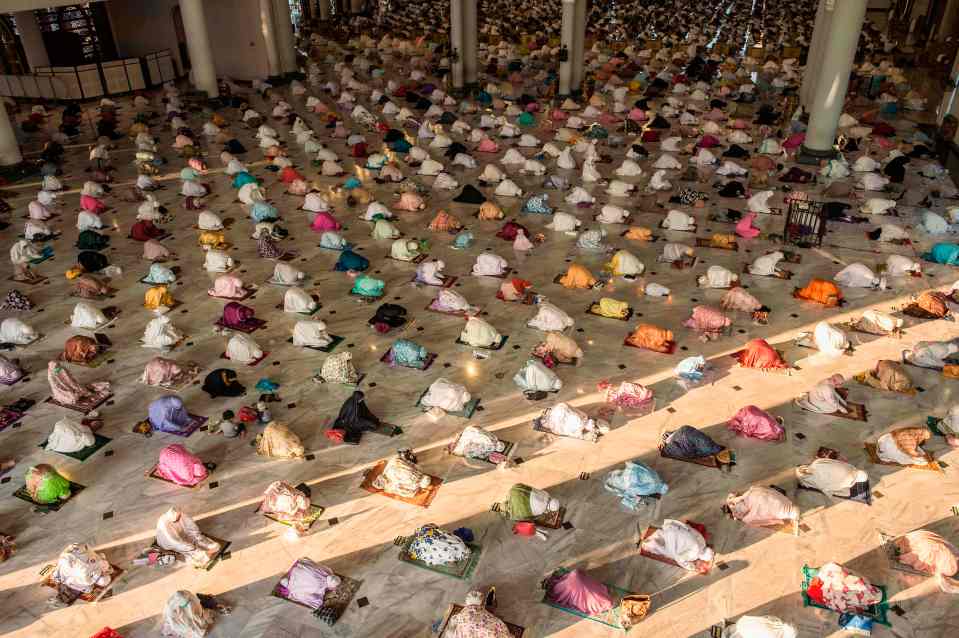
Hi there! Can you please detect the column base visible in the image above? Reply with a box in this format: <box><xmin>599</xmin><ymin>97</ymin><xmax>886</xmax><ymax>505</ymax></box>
<box><xmin>796</xmin><ymin>144</ymin><xmax>835</xmax><ymax>165</ymax></box>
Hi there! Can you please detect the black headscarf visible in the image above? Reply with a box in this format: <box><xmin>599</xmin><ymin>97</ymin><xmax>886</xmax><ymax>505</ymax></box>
<box><xmin>334</xmin><ymin>391</ymin><xmax>380</xmax><ymax>433</ymax></box>
<box><xmin>202</xmin><ymin>368</ymin><xmax>245</xmax><ymax>398</ymax></box>
<box><xmin>368</xmin><ymin>303</ymin><xmax>407</xmax><ymax>328</ymax></box>
<box><xmin>78</xmin><ymin>251</ymin><xmax>109</xmax><ymax>273</ymax></box>
<box><xmin>453</xmin><ymin>184</ymin><xmax>486</xmax><ymax>204</ymax></box>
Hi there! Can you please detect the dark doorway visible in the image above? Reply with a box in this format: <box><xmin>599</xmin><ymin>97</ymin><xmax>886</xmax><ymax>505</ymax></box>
<box><xmin>172</xmin><ymin>6</ymin><xmax>190</xmax><ymax>75</ymax></box>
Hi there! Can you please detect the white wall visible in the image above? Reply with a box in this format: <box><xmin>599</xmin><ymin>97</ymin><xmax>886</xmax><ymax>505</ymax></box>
<box><xmin>106</xmin><ymin>0</ymin><xmax>270</xmax><ymax>81</ymax></box>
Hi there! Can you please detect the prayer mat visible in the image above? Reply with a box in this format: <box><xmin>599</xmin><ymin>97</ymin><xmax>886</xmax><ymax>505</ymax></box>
<box><xmin>829</xmin><ymin>389</ymin><xmax>869</xmax><ymax>422</ymax></box>
<box><xmin>361</xmin><ymin>460</ymin><xmax>442</xmax><ymax>508</ymax></box>
<box><xmin>271</xmin><ymin>562</ymin><xmax>359</xmax><ymax>625</ymax></box>
<box><xmin>259</xmin><ymin>503</ymin><xmax>325</xmax><ymax>530</ymax></box>
<box><xmin>413</xmin><ymin>275</ymin><xmax>459</xmax><ymax>288</ymax></box>
<box><xmin>531</xmin><ymin>352</ymin><xmax>578</xmax><ymax>367</ymax></box>
<box><xmin>593</xmin><ymin>214</ymin><xmax>633</xmax><ymax>225</ymax></box>
<box><xmin>658</xmin><ymin>222</ymin><xmax>697</xmax><ymax>233</ymax></box>
<box><xmin>695</xmin><ymin>237</ymin><xmax>739</xmax><ymax>251</ymax></box>
<box><xmin>671</xmin><ymin>255</ymin><xmax>698</xmax><ymax>270</ymax></box>
<box><xmin>29</xmin><ymin>253</ymin><xmax>54</xmax><ymax>266</ymax></box>
<box><xmin>146</xmin><ymin>535</ymin><xmax>230</xmax><ymax>571</ymax></box>
<box><xmin>742</xmin><ymin>264</ymin><xmax>794</xmax><ymax>279</ymax></box>
<box><xmin>532</xmin><ymin>418</ymin><xmax>597</xmax><ymax>444</ymax></box>
<box><xmin>499</xmin><ymin>291</ymin><xmax>538</xmax><ymax>305</ymax></box>
<box><xmin>286</xmin><ymin>335</ymin><xmax>344</xmax><ymax>353</ymax></box>
<box><xmin>900</xmin><ymin>304</ymin><xmax>948</xmax><ymax>320</ymax></box>
<box><xmin>640</xmin><ymin>525</ymin><xmax>715</xmax><ymax>573</ymax></box>
<box><xmin>455</xmin><ymin>335</ymin><xmax>509</xmax><ymax>350</ymax></box>
<box><xmin>623</xmin><ymin>339</ymin><xmax>677</xmax><ymax>355</ymax></box>
<box><xmin>619</xmin><ymin>230</ymin><xmax>659</xmax><ymax>242</ymax></box>
<box><xmin>800</xmin><ymin>565</ymin><xmax>890</xmax><ymax>626</ymax></box>
<box><xmin>864</xmin><ymin>442</ymin><xmax>942</xmax><ymax>472</ymax></box>
<box><xmin>425</xmin><ymin>301</ymin><xmax>477</xmax><ymax>317</ymax></box>
<box><xmin>40</xmin><ymin>563</ymin><xmax>123</xmax><ymax>604</ymax></box>
<box><xmin>390</xmin><ymin>253</ymin><xmax>429</xmax><ymax>264</ymax></box>
<box><xmin>492</xmin><ymin>501</ymin><xmax>567</xmax><ymax>529</ymax></box>
<box><xmin>659</xmin><ymin>447</ymin><xmax>735</xmax><ymax>471</ymax></box>
<box><xmin>364</xmin><ymin>423</ymin><xmax>403</xmax><ymax>438</ymax></box>
<box><xmin>58</xmin><ymin>348</ymin><xmax>111</xmax><ymax>369</ymax></box>
<box><xmin>586</xmin><ymin>303</ymin><xmax>634</xmax><ymax>322</ymax></box>
<box><xmin>213</xmin><ymin>318</ymin><xmax>266</xmax><ymax>333</ymax></box>
<box><xmin>317</xmin><ymin>243</ymin><xmax>350</xmax><ymax>252</ymax></box>
<box><xmin>18</xmin><ymin>232</ymin><xmax>61</xmax><ymax>241</ymax></box>
<box><xmin>926</xmin><ymin>416</ymin><xmax>948</xmax><ymax>437</ymax></box>
<box><xmin>144</xmin><ymin>462</ymin><xmax>215</xmax><ymax>488</ymax></box>
<box><xmin>208</xmin><ymin>287</ymin><xmax>255</xmax><ymax>302</ymax></box>
<box><xmin>135</xmin><ymin>414</ymin><xmax>207</xmax><ymax>438</ymax></box>
<box><xmin>841</xmin><ymin>320</ymin><xmax>903</xmax><ymax>339</ymax></box>
<box><xmin>472</xmin><ymin>268</ymin><xmax>511</xmax><ymax>280</ymax></box>
<box><xmin>219</xmin><ymin>351</ymin><xmax>269</xmax><ymax>367</ymax></box>
<box><xmin>797</xmin><ymin>481</ymin><xmax>872</xmax><ymax>505</ymax></box>
<box><xmin>438</xmin><ymin>604</ymin><xmax>525</xmax><ymax>638</ymax></box>
<box><xmin>7</xmin><ymin>275</ymin><xmax>48</xmax><ymax>286</ymax></box>
<box><xmin>14</xmin><ymin>481</ymin><xmax>85</xmax><ymax>511</ymax></box>
<box><xmin>349</xmin><ymin>290</ymin><xmax>384</xmax><ymax>303</ymax></box>
<box><xmin>398</xmin><ymin>537</ymin><xmax>482</xmax><ymax>580</ymax></box>
<box><xmin>313</xmin><ymin>372</ymin><xmax>366</xmax><ymax>387</ymax></box>
<box><xmin>447</xmin><ymin>437</ymin><xmax>513</xmax><ymax>464</ymax></box>
<box><xmin>0</xmin><ymin>408</ymin><xmax>25</xmax><ymax>431</ymax></box>
<box><xmin>140</xmin><ymin>335</ymin><xmax>188</xmax><ymax>351</ymax></box>
<box><xmin>853</xmin><ymin>372</ymin><xmax>917</xmax><ymax>396</ymax></box>
<box><xmin>879</xmin><ymin>532</ymin><xmax>935</xmax><ymax>577</ymax></box>
<box><xmin>44</xmin><ymin>393</ymin><xmax>112</xmax><ymax>415</ymax></box>
<box><xmin>541</xmin><ymin>572</ymin><xmax>629</xmax><ymax>629</ymax></box>
<box><xmin>380</xmin><ymin>350</ymin><xmax>437</xmax><ymax>371</ymax></box>
<box><xmin>265</xmin><ymin>275</ymin><xmax>311</xmax><ymax>287</ymax></box>
<box><xmin>63</xmin><ymin>309</ymin><xmax>120</xmax><ymax>331</ymax></box>
<box><xmin>38</xmin><ymin>434</ymin><xmax>111</xmax><ymax>461</ymax></box>
<box><xmin>274</xmin><ymin>303</ymin><xmax>322</xmax><ymax>316</ymax></box>
<box><xmin>70</xmin><ymin>287</ymin><xmax>118</xmax><ymax>299</ymax></box>
<box><xmin>416</xmin><ymin>391</ymin><xmax>481</xmax><ymax>419</ymax></box>
<box><xmin>276</xmin><ymin>250</ymin><xmax>299</xmax><ymax>261</ymax></box>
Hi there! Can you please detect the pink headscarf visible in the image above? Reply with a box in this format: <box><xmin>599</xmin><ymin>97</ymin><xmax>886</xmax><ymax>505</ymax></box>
<box><xmin>727</xmin><ymin>405</ymin><xmax>785</xmax><ymax>441</ymax></box>
<box><xmin>783</xmin><ymin>132</ymin><xmax>805</xmax><ymax>150</ymax></box>
<box><xmin>682</xmin><ymin>305</ymin><xmax>731</xmax><ymax>334</ymax></box>
<box><xmin>155</xmin><ymin>444</ymin><xmax>208</xmax><ymax>486</ymax></box>
<box><xmin>477</xmin><ymin>138</ymin><xmax>499</xmax><ymax>153</ymax></box>
<box><xmin>547</xmin><ymin>569</ymin><xmax>613</xmax><ymax>615</ymax></box>
<box><xmin>310</xmin><ymin>211</ymin><xmax>342</xmax><ymax>232</ymax></box>
<box><xmin>735</xmin><ymin>212</ymin><xmax>761</xmax><ymax>239</ymax></box>
<box><xmin>627</xmin><ymin>108</ymin><xmax>646</xmax><ymax>122</ymax></box>
<box><xmin>80</xmin><ymin>194</ymin><xmax>106</xmax><ymax>214</ymax></box>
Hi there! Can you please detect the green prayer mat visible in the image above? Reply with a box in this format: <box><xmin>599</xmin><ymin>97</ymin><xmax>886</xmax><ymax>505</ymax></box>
<box><xmin>38</xmin><ymin>434</ymin><xmax>111</xmax><ymax>461</ymax></box>
<box><xmin>800</xmin><ymin>565</ymin><xmax>890</xmax><ymax>626</ymax></box>
<box><xmin>261</xmin><ymin>503</ymin><xmax>325</xmax><ymax>531</ymax></box>
<box><xmin>13</xmin><ymin>481</ymin><xmax>85</xmax><ymax>511</ymax></box>
<box><xmin>287</xmin><ymin>335</ymin><xmax>344</xmax><ymax>352</ymax></box>
<box><xmin>415</xmin><ymin>390</ymin><xmax>480</xmax><ymax>418</ymax></box>
<box><xmin>541</xmin><ymin>571</ymin><xmax>629</xmax><ymax>630</ymax></box>
<box><xmin>398</xmin><ymin>539</ymin><xmax>482</xmax><ymax>580</ymax></box>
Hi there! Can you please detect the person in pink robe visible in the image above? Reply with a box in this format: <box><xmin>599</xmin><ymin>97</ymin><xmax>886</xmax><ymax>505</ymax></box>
<box><xmin>544</xmin><ymin>569</ymin><xmax>613</xmax><ymax>615</ymax></box>
<box><xmin>727</xmin><ymin>405</ymin><xmax>785</xmax><ymax>441</ymax></box>
<box><xmin>682</xmin><ymin>306</ymin><xmax>731</xmax><ymax>338</ymax></box>
<box><xmin>154</xmin><ymin>444</ymin><xmax>208</xmax><ymax>486</ymax></box>
<box><xmin>80</xmin><ymin>194</ymin><xmax>107</xmax><ymax>214</ymax></box>
<box><xmin>735</xmin><ymin>212</ymin><xmax>761</xmax><ymax>239</ymax></box>
<box><xmin>208</xmin><ymin>274</ymin><xmax>247</xmax><ymax>299</ymax></box>
<box><xmin>310</xmin><ymin>211</ymin><xmax>341</xmax><ymax>233</ymax></box>
<box><xmin>143</xmin><ymin>239</ymin><xmax>171</xmax><ymax>261</ymax></box>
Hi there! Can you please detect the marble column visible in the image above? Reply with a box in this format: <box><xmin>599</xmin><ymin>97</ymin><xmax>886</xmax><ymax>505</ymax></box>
<box><xmin>273</xmin><ymin>0</ymin><xmax>298</xmax><ymax>74</ymax></box>
<box><xmin>462</xmin><ymin>0</ymin><xmax>479</xmax><ymax>88</ymax></box>
<box><xmin>571</xmin><ymin>0</ymin><xmax>586</xmax><ymax>93</ymax></box>
<box><xmin>940</xmin><ymin>47</ymin><xmax>959</xmax><ymax>134</ymax></box>
<box><xmin>450</xmin><ymin>0</ymin><xmax>465</xmax><ymax>89</ymax></box>
<box><xmin>0</xmin><ymin>100</ymin><xmax>22</xmax><ymax>167</ymax></box>
<box><xmin>319</xmin><ymin>0</ymin><xmax>331</xmax><ymax>20</ymax></box>
<box><xmin>800</xmin><ymin>0</ymin><xmax>867</xmax><ymax>161</ymax></box>
<box><xmin>558</xmin><ymin>0</ymin><xmax>576</xmax><ymax>96</ymax></box>
<box><xmin>801</xmin><ymin>0</ymin><xmax>831</xmax><ymax>110</ymax></box>
<box><xmin>13</xmin><ymin>11</ymin><xmax>49</xmax><ymax>72</ymax></box>
<box><xmin>179</xmin><ymin>0</ymin><xmax>219</xmax><ymax>98</ymax></box>
<box><xmin>260</xmin><ymin>0</ymin><xmax>282</xmax><ymax>77</ymax></box>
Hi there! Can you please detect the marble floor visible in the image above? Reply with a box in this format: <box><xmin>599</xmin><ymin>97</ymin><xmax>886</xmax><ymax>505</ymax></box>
<box><xmin>1</xmin><ymin>46</ymin><xmax>959</xmax><ymax>638</ymax></box>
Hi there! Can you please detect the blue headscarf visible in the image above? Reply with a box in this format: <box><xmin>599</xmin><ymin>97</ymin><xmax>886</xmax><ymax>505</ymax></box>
<box><xmin>335</xmin><ymin>250</ymin><xmax>369</xmax><ymax>272</ymax></box>
<box><xmin>232</xmin><ymin>172</ymin><xmax>257</xmax><ymax>189</ymax></box>
<box><xmin>391</xmin><ymin>339</ymin><xmax>428</xmax><ymax>367</ymax></box>
<box><xmin>661</xmin><ymin>426</ymin><xmax>723</xmax><ymax>459</ymax></box>
<box><xmin>604</xmin><ymin>461</ymin><xmax>668</xmax><ymax>510</ymax></box>
<box><xmin>925</xmin><ymin>243</ymin><xmax>959</xmax><ymax>265</ymax></box>
<box><xmin>522</xmin><ymin>194</ymin><xmax>553</xmax><ymax>215</ymax></box>
<box><xmin>251</xmin><ymin>202</ymin><xmax>278</xmax><ymax>222</ymax></box>
<box><xmin>452</xmin><ymin>230</ymin><xmax>474</xmax><ymax>250</ymax></box>
<box><xmin>148</xmin><ymin>395</ymin><xmax>191</xmax><ymax>433</ymax></box>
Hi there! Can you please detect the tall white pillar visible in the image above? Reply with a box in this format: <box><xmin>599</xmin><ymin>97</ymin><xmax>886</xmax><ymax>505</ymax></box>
<box><xmin>13</xmin><ymin>11</ymin><xmax>49</xmax><ymax>72</ymax></box>
<box><xmin>462</xmin><ymin>0</ymin><xmax>478</xmax><ymax>87</ymax></box>
<box><xmin>260</xmin><ymin>0</ymin><xmax>282</xmax><ymax>77</ymax></box>
<box><xmin>801</xmin><ymin>0</ymin><xmax>868</xmax><ymax>159</ymax></box>
<box><xmin>319</xmin><ymin>0</ymin><xmax>330</xmax><ymax>20</ymax></box>
<box><xmin>801</xmin><ymin>0</ymin><xmax>830</xmax><ymax>110</ymax></box>
<box><xmin>0</xmin><ymin>101</ymin><xmax>22</xmax><ymax>167</ymax></box>
<box><xmin>450</xmin><ymin>0</ymin><xmax>465</xmax><ymax>89</ymax></box>
<box><xmin>940</xmin><ymin>47</ymin><xmax>959</xmax><ymax>126</ymax></box>
<box><xmin>559</xmin><ymin>0</ymin><xmax>575</xmax><ymax>96</ymax></box>
<box><xmin>179</xmin><ymin>0</ymin><xmax>219</xmax><ymax>97</ymax></box>
<box><xmin>571</xmin><ymin>0</ymin><xmax>586</xmax><ymax>93</ymax></box>
<box><xmin>273</xmin><ymin>0</ymin><xmax>297</xmax><ymax>74</ymax></box>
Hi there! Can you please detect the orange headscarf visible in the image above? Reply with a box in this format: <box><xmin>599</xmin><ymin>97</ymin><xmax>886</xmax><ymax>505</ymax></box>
<box><xmin>626</xmin><ymin>324</ymin><xmax>674</xmax><ymax>353</ymax></box>
<box><xmin>735</xmin><ymin>338</ymin><xmax>787</xmax><ymax>369</ymax></box>
<box><xmin>559</xmin><ymin>263</ymin><xmax>597</xmax><ymax>289</ymax></box>
<box><xmin>794</xmin><ymin>279</ymin><xmax>843</xmax><ymax>307</ymax></box>
<box><xmin>916</xmin><ymin>291</ymin><xmax>949</xmax><ymax>318</ymax></box>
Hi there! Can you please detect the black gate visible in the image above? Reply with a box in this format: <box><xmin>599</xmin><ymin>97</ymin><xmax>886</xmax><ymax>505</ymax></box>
<box><xmin>783</xmin><ymin>198</ymin><xmax>827</xmax><ymax>248</ymax></box>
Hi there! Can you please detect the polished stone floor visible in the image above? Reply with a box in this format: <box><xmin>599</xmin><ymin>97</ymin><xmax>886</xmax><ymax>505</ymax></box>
<box><xmin>1</xmin><ymin>48</ymin><xmax>959</xmax><ymax>638</ymax></box>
